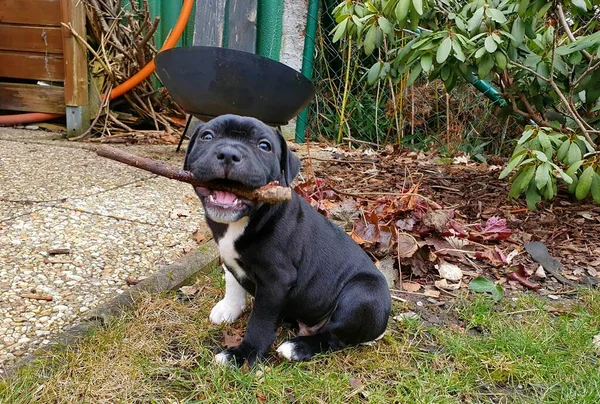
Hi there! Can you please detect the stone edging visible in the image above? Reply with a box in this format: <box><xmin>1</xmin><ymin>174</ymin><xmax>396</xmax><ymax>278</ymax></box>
<box><xmin>4</xmin><ymin>242</ymin><xmax>220</xmax><ymax>378</ymax></box>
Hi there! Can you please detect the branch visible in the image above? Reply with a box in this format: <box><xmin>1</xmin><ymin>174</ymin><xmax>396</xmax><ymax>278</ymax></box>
<box><xmin>556</xmin><ymin>4</ymin><xmax>593</xmax><ymax>61</ymax></box>
<box><xmin>510</xmin><ymin>61</ymin><xmax>596</xmax><ymax>146</ymax></box>
<box><xmin>96</xmin><ymin>146</ymin><xmax>292</xmax><ymax>203</ymax></box>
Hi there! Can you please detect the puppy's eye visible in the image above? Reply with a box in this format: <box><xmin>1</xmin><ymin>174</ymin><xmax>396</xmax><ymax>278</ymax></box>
<box><xmin>201</xmin><ymin>131</ymin><xmax>214</xmax><ymax>141</ymax></box>
<box><xmin>258</xmin><ymin>140</ymin><xmax>272</xmax><ymax>152</ymax></box>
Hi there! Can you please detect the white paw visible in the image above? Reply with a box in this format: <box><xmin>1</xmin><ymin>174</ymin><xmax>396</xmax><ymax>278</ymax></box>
<box><xmin>209</xmin><ymin>298</ymin><xmax>246</xmax><ymax>325</ymax></box>
<box><xmin>276</xmin><ymin>341</ymin><xmax>298</xmax><ymax>361</ymax></box>
<box><xmin>215</xmin><ymin>351</ymin><xmax>232</xmax><ymax>365</ymax></box>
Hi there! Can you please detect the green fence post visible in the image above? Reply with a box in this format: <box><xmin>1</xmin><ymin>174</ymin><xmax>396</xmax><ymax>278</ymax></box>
<box><xmin>295</xmin><ymin>0</ymin><xmax>319</xmax><ymax>143</ymax></box>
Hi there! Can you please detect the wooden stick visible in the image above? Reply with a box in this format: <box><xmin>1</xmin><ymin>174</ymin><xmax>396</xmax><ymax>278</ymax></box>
<box><xmin>96</xmin><ymin>146</ymin><xmax>292</xmax><ymax>203</ymax></box>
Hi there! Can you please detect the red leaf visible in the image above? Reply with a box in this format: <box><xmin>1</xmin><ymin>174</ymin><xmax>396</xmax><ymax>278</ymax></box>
<box><xmin>472</xmin><ymin>216</ymin><xmax>513</xmax><ymax>241</ymax></box>
<box><xmin>507</xmin><ymin>270</ymin><xmax>542</xmax><ymax>290</ymax></box>
<box><xmin>474</xmin><ymin>247</ymin><xmax>508</xmax><ymax>267</ymax></box>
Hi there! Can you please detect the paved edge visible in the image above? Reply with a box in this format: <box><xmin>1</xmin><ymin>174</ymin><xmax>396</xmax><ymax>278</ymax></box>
<box><xmin>4</xmin><ymin>242</ymin><xmax>220</xmax><ymax>379</ymax></box>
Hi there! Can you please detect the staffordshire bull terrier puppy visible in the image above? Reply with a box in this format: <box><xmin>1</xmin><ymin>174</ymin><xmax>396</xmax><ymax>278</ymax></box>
<box><xmin>184</xmin><ymin>114</ymin><xmax>391</xmax><ymax>366</ymax></box>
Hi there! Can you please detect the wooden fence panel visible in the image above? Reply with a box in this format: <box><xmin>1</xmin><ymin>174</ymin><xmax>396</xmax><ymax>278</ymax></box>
<box><xmin>0</xmin><ymin>83</ymin><xmax>65</xmax><ymax>113</ymax></box>
<box><xmin>0</xmin><ymin>25</ymin><xmax>63</xmax><ymax>54</ymax></box>
<box><xmin>0</xmin><ymin>0</ymin><xmax>62</xmax><ymax>26</ymax></box>
<box><xmin>0</xmin><ymin>51</ymin><xmax>64</xmax><ymax>81</ymax></box>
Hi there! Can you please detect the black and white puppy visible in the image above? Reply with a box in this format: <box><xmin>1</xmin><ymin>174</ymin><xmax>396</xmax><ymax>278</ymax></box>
<box><xmin>184</xmin><ymin>114</ymin><xmax>391</xmax><ymax>366</ymax></box>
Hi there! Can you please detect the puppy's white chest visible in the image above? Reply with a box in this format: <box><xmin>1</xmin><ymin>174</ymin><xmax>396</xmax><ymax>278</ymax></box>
<box><xmin>217</xmin><ymin>217</ymin><xmax>249</xmax><ymax>280</ymax></box>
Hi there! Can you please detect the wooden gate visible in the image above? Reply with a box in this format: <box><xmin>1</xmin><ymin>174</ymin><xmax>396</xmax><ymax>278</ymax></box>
<box><xmin>0</xmin><ymin>0</ymin><xmax>89</xmax><ymax>135</ymax></box>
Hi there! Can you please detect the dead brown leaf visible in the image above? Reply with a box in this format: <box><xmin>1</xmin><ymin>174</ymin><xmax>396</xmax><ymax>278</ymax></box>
<box><xmin>223</xmin><ymin>330</ymin><xmax>243</xmax><ymax>349</ymax></box>
<box><xmin>397</xmin><ymin>233</ymin><xmax>419</xmax><ymax>258</ymax></box>
<box><xmin>191</xmin><ymin>228</ymin><xmax>211</xmax><ymax>244</ymax></box>
<box><xmin>403</xmin><ymin>282</ymin><xmax>422</xmax><ymax>292</ymax></box>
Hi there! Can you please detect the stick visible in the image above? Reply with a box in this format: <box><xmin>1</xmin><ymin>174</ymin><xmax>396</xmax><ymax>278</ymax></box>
<box><xmin>96</xmin><ymin>146</ymin><xmax>292</xmax><ymax>203</ymax></box>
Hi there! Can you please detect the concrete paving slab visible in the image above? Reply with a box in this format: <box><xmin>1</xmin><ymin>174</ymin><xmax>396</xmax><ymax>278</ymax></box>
<box><xmin>0</xmin><ymin>137</ymin><xmax>153</xmax><ymax>202</ymax></box>
<box><xmin>56</xmin><ymin>176</ymin><xmax>203</xmax><ymax>231</ymax></box>
<box><xmin>0</xmin><ymin>128</ymin><xmax>210</xmax><ymax>375</ymax></box>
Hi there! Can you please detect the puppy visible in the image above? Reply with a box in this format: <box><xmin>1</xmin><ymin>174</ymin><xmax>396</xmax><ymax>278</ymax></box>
<box><xmin>184</xmin><ymin>114</ymin><xmax>391</xmax><ymax>366</ymax></box>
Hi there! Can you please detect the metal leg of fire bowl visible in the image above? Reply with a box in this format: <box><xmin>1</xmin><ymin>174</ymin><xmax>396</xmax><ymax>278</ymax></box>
<box><xmin>176</xmin><ymin>115</ymin><xmax>193</xmax><ymax>152</ymax></box>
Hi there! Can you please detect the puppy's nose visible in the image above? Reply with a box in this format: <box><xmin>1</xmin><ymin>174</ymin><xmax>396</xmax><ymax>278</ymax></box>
<box><xmin>216</xmin><ymin>147</ymin><xmax>242</xmax><ymax>164</ymax></box>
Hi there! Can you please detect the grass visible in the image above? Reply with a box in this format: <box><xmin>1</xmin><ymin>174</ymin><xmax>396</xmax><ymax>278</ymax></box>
<box><xmin>1</xmin><ymin>266</ymin><xmax>599</xmax><ymax>403</ymax></box>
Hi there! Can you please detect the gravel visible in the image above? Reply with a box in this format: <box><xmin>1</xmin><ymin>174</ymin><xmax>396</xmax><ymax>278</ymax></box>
<box><xmin>0</xmin><ymin>129</ymin><xmax>205</xmax><ymax>376</ymax></box>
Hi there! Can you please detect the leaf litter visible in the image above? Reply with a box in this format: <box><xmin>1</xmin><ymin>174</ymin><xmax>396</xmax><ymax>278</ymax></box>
<box><xmin>294</xmin><ymin>143</ymin><xmax>600</xmax><ymax>314</ymax></box>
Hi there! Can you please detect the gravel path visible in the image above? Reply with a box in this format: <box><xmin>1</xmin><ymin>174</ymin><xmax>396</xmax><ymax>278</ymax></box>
<box><xmin>0</xmin><ymin>129</ymin><xmax>206</xmax><ymax>375</ymax></box>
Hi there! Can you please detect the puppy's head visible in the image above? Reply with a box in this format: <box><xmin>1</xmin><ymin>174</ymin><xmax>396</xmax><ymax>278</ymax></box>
<box><xmin>184</xmin><ymin>114</ymin><xmax>301</xmax><ymax>223</ymax></box>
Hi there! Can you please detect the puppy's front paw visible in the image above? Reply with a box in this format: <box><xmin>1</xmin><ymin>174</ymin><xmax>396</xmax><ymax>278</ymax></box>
<box><xmin>209</xmin><ymin>298</ymin><xmax>246</xmax><ymax>325</ymax></box>
<box><xmin>214</xmin><ymin>347</ymin><xmax>254</xmax><ymax>367</ymax></box>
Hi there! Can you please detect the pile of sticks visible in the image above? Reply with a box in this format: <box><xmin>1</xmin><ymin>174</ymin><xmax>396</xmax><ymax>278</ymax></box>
<box><xmin>70</xmin><ymin>0</ymin><xmax>186</xmax><ymax>141</ymax></box>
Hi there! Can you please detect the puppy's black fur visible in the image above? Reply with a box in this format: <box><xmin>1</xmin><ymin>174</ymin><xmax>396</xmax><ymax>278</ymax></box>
<box><xmin>185</xmin><ymin>114</ymin><xmax>391</xmax><ymax>366</ymax></box>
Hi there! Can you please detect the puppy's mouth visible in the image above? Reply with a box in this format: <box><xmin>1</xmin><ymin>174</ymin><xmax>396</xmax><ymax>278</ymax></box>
<box><xmin>197</xmin><ymin>188</ymin><xmax>250</xmax><ymax>209</ymax></box>
<box><xmin>194</xmin><ymin>180</ymin><xmax>254</xmax><ymax>211</ymax></box>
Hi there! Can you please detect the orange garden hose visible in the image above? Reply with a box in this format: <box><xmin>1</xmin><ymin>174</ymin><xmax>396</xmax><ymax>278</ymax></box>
<box><xmin>0</xmin><ymin>0</ymin><xmax>194</xmax><ymax>127</ymax></box>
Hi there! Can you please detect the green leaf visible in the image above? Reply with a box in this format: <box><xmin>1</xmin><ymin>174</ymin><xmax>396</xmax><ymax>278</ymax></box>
<box><xmin>525</xmin><ymin>22</ymin><xmax>536</xmax><ymax>39</ymax></box>
<box><xmin>576</xmin><ymin>136</ymin><xmax>595</xmax><ymax>153</ymax></box>
<box><xmin>395</xmin><ymin>0</ymin><xmax>411</xmax><ymax>21</ymax></box>
<box><xmin>543</xmin><ymin>179</ymin><xmax>555</xmax><ymax>200</ymax></box>
<box><xmin>567</xmin><ymin>142</ymin><xmax>583</xmax><ymax>165</ymax></box>
<box><xmin>486</xmin><ymin>8</ymin><xmax>507</xmax><ymax>24</ymax></box>
<box><xmin>566</xmin><ymin>159</ymin><xmax>584</xmax><ymax>177</ymax></box>
<box><xmin>499</xmin><ymin>152</ymin><xmax>526</xmax><ymax>179</ymax></box>
<box><xmin>332</xmin><ymin>18</ymin><xmax>349</xmax><ymax>43</ymax></box>
<box><xmin>367</xmin><ymin>62</ymin><xmax>383</xmax><ymax>85</ymax></box>
<box><xmin>526</xmin><ymin>180</ymin><xmax>542</xmax><ymax>210</ymax></box>
<box><xmin>591</xmin><ymin>173</ymin><xmax>600</xmax><ymax>204</ymax></box>
<box><xmin>436</xmin><ymin>37</ymin><xmax>452</xmax><ymax>64</ymax></box>
<box><xmin>485</xmin><ymin>35</ymin><xmax>498</xmax><ymax>53</ymax></box>
<box><xmin>477</xmin><ymin>53</ymin><xmax>494</xmax><ymax>79</ymax></box>
<box><xmin>475</xmin><ymin>47</ymin><xmax>486</xmax><ymax>59</ymax></box>
<box><xmin>511</xmin><ymin>17</ymin><xmax>525</xmax><ymax>46</ymax></box>
<box><xmin>409</xmin><ymin>4</ymin><xmax>420</xmax><ymax>30</ymax></box>
<box><xmin>576</xmin><ymin>166</ymin><xmax>594</xmax><ymax>200</ymax></box>
<box><xmin>412</xmin><ymin>0</ymin><xmax>424</xmax><ymax>16</ymax></box>
<box><xmin>378</xmin><ymin>16</ymin><xmax>393</xmax><ymax>35</ymax></box>
<box><xmin>517</xmin><ymin>129</ymin><xmax>535</xmax><ymax>145</ymax></box>
<box><xmin>536</xmin><ymin>62</ymin><xmax>550</xmax><ymax>86</ymax></box>
<box><xmin>406</xmin><ymin>64</ymin><xmax>422</xmax><ymax>86</ymax></box>
<box><xmin>569</xmin><ymin>176</ymin><xmax>579</xmax><ymax>194</ymax></box>
<box><xmin>421</xmin><ymin>54</ymin><xmax>433</xmax><ymax>72</ymax></box>
<box><xmin>452</xmin><ymin>39</ymin><xmax>466</xmax><ymax>62</ymax></box>
<box><xmin>556</xmin><ymin>139</ymin><xmax>571</xmax><ymax>162</ymax></box>
<box><xmin>535</xmin><ymin>163</ymin><xmax>550</xmax><ymax>190</ymax></box>
<box><xmin>493</xmin><ymin>51</ymin><xmax>507</xmax><ymax>71</ymax></box>
<box><xmin>468</xmin><ymin>276</ymin><xmax>504</xmax><ymax>302</ymax></box>
<box><xmin>468</xmin><ymin>7</ymin><xmax>485</xmax><ymax>32</ymax></box>
<box><xmin>518</xmin><ymin>0</ymin><xmax>530</xmax><ymax>16</ymax></box>
<box><xmin>532</xmin><ymin>150</ymin><xmax>548</xmax><ymax>163</ymax></box>
<box><xmin>510</xmin><ymin>165</ymin><xmax>536</xmax><ymax>198</ymax></box>
<box><xmin>568</xmin><ymin>50</ymin><xmax>583</xmax><ymax>65</ymax></box>
<box><xmin>537</xmin><ymin>130</ymin><xmax>551</xmax><ymax>151</ymax></box>
<box><xmin>555</xmin><ymin>32</ymin><xmax>600</xmax><ymax>55</ymax></box>
<box><xmin>558</xmin><ymin>169</ymin><xmax>573</xmax><ymax>185</ymax></box>
<box><xmin>364</xmin><ymin>24</ymin><xmax>378</xmax><ymax>55</ymax></box>
<box><xmin>572</xmin><ymin>0</ymin><xmax>588</xmax><ymax>11</ymax></box>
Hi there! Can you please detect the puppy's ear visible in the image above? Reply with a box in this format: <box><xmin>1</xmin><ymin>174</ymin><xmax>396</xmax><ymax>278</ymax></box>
<box><xmin>276</xmin><ymin>129</ymin><xmax>301</xmax><ymax>187</ymax></box>
<box><xmin>183</xmin><ymin>120</ymin><xmax>204</xmax><ymax>170</ymax></box>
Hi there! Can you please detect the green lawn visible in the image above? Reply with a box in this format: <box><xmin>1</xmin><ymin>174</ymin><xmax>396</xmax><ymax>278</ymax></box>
<box><xmin>2</xmin><ymin>268</ymin><xmax>599</xmax><ymax>404</ymax></box>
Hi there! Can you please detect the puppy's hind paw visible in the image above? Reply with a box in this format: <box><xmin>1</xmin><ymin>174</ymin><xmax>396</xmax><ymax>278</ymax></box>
<box><xmin>276</xmin><ymin>341</ymin><xmax>301</xmax><ymax>362</ymax></box>
<box><xmin>209</xmin><ymin>298</ymin><xmax>246</xmax><ymax>325</ymax></box>
<box><xmin>215</xmin><ymin>350</ymin><xmax>233</xmax><ymax>366</ymax></box>
<box><xmin>214</xmin><ymin>347</ymin><xmax>255</xmax><ymax>368</ymax></box>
